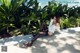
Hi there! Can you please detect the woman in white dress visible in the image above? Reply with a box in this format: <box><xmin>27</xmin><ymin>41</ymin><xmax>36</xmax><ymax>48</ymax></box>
<box><xmin>48</xmin><ymin>16</ymin><xmax>61</xmax><ymax>36</ymax></box>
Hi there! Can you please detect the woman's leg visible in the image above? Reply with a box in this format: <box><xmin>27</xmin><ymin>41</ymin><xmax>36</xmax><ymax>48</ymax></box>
<box><xmin>23</xmin><ymin>34</ymin><xmax>41</xmax><ymax>47</ymax></box>
<box><xmin>23</xmin><ymin>31</ymin><xmax>46</xmax><ymax>47</ymax></box>
<box><xmin>31</xmin><ymin>31</ymin><xmax>47</xmax><ymax>43</ymax></box>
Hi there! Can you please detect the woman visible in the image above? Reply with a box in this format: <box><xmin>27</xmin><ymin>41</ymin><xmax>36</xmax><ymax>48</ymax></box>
<box><xmin>23</xmin><ymin>20</ymin><xmax>48</xmax><ymax>47</ymax></box>
<box><xmin>48</xmin><ymin>16</ymin><xmax>61</xmax><ymax>36</ymax></box>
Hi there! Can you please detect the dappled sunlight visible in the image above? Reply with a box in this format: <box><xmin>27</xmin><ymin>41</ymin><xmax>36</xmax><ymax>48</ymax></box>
<box><xmin>57</xmin><ymin>43</ymin><xmax>66</xmax><ymax>49</ymax></box>
<box><xmin>37</xmin><ymin>38</ymin><xmax>43</xmax><ymax>41</ymax></box>
<box><xmin>5</xmin><ymin>41</ymin><xmax>18</xmax><ymax>45</ymax></box>
<box><xmin>42</xmin><ymin>39</ymin><xmax>48</xmax><ymax>43</ymax></box>
<box><xmin>55</xmin><ymin>33</ymin><xmax>70</xmax><ymax>38</ymax></box>
<box><xmin>40</xmin><ymin>43</ymin><xmax>47</xmax><ymax>47</ymax></box>
<box><xmin>30</xmin><ymin>30</ymin><xmax>80</xmax><ymax>53</ymax></box>
<box><xmin>54</xmin><ymin>38</ymin><xmax>66</xmax><ymax>45</ymax></box>
<box><xmin>46</xmin><ymin>45</ymin><xmax>58</xmax><ymax>53</ymax></box>
<box><xmin>0</xmin><ymin>28</ymin><xmax>80</xmax><ymax>53</ymax></box>
<box><xmin>73</xmin><ymin>44</ymin><xmax>80</xmax><ymax>50</ymax></box>
<box><xmin>32</xmin><ymin>46</ymin><xmax>36</xmax><ymax>49</ymax></box>
<box><xmin>73</xmin><ymin>41</ymin><xmax>80</xmax><ymax>51</ymax></box>
<box><xmin>66</xmin><ymin>39</ymin><xmax>77</xmax><ymax>45</ymax></box>
<box><xmin>31</xmin><ymin>41</ymin><xmax>48</xmax><ymax>53</ymax></box>
<box><xmin>53</xmin><ymin>37</ymin><xmax>66</xmax><ymax>48</ymax></box>
<box><xmin>76</xmin><ymin>38</ymin><xmax>80</xmax><ymax>40</ymax></box>
<box><xmin>49</xmin><ymin>40</ymin><xmax>54</xmax><ymax>43</ymax></box>
<box><xmin>61</xmin><ymin>50</ymin><xmax>71</xmax><ymax>53</ymax></box>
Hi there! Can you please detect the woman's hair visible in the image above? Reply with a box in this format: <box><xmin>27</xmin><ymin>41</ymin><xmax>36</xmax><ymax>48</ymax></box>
<box><xmin>56</xmin><ymin>16</ymin><xmax>60</xmax><ymax>24</ymax></box>
<box><xmin>52</xmin><ymin>16</ymin><xmax>60</xmax><ymax>25</ymax></box>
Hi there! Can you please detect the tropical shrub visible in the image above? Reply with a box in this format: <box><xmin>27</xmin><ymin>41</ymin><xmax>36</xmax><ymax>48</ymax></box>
<box><xmin>0</xmin><ymin>0</ymin><xmax>80</xmax><ymax>38</ymax></box>
<box><xmin>76</xmin><ymin>17</ymin><xmax>80</xmax><ymax>27</ymax></box>
<box><xmin>69</xmin><ymin>17</ymin><xmax>77</xmax><ymax>27</ymax></box>
<box><xmin>0</xmin><ymin>0</ymin><xmax>24</xmax><ymax>35</ymax></box>
<box><xmin>60</xmin><ymin>17</ymin><xmax>70</xmax><ymax>29</ymax></box>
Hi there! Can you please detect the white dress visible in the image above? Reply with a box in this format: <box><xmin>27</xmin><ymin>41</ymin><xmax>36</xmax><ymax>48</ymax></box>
<box><xmin>48</xmin><ymin>19</ymin><xmax>60</xmax><ymax>33</ymax></box>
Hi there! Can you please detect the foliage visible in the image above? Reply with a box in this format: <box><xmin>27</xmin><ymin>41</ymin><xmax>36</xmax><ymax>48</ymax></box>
<box><xmin>69</xmin><ymin>17</ymin><xmax>77</xmax><ymax>27</ymax></box>
<box><xmin>60</xmin><ymin>17</ymin><xmax>80</xmax><ymax>29</ymax></box>
<box><xmin>0</xmin><ymin>0</ymin><xmax>80</xmax><ymax>37</ymax></box>
<box><xmin>60</xmin><ymin>17</ymin><xmax>70</xmax><ymax>29</ymax></box>
<box><xmin>76</xmin><ymin>17</ymin><xmax>80</xmax><ymax>26</ymax></box>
